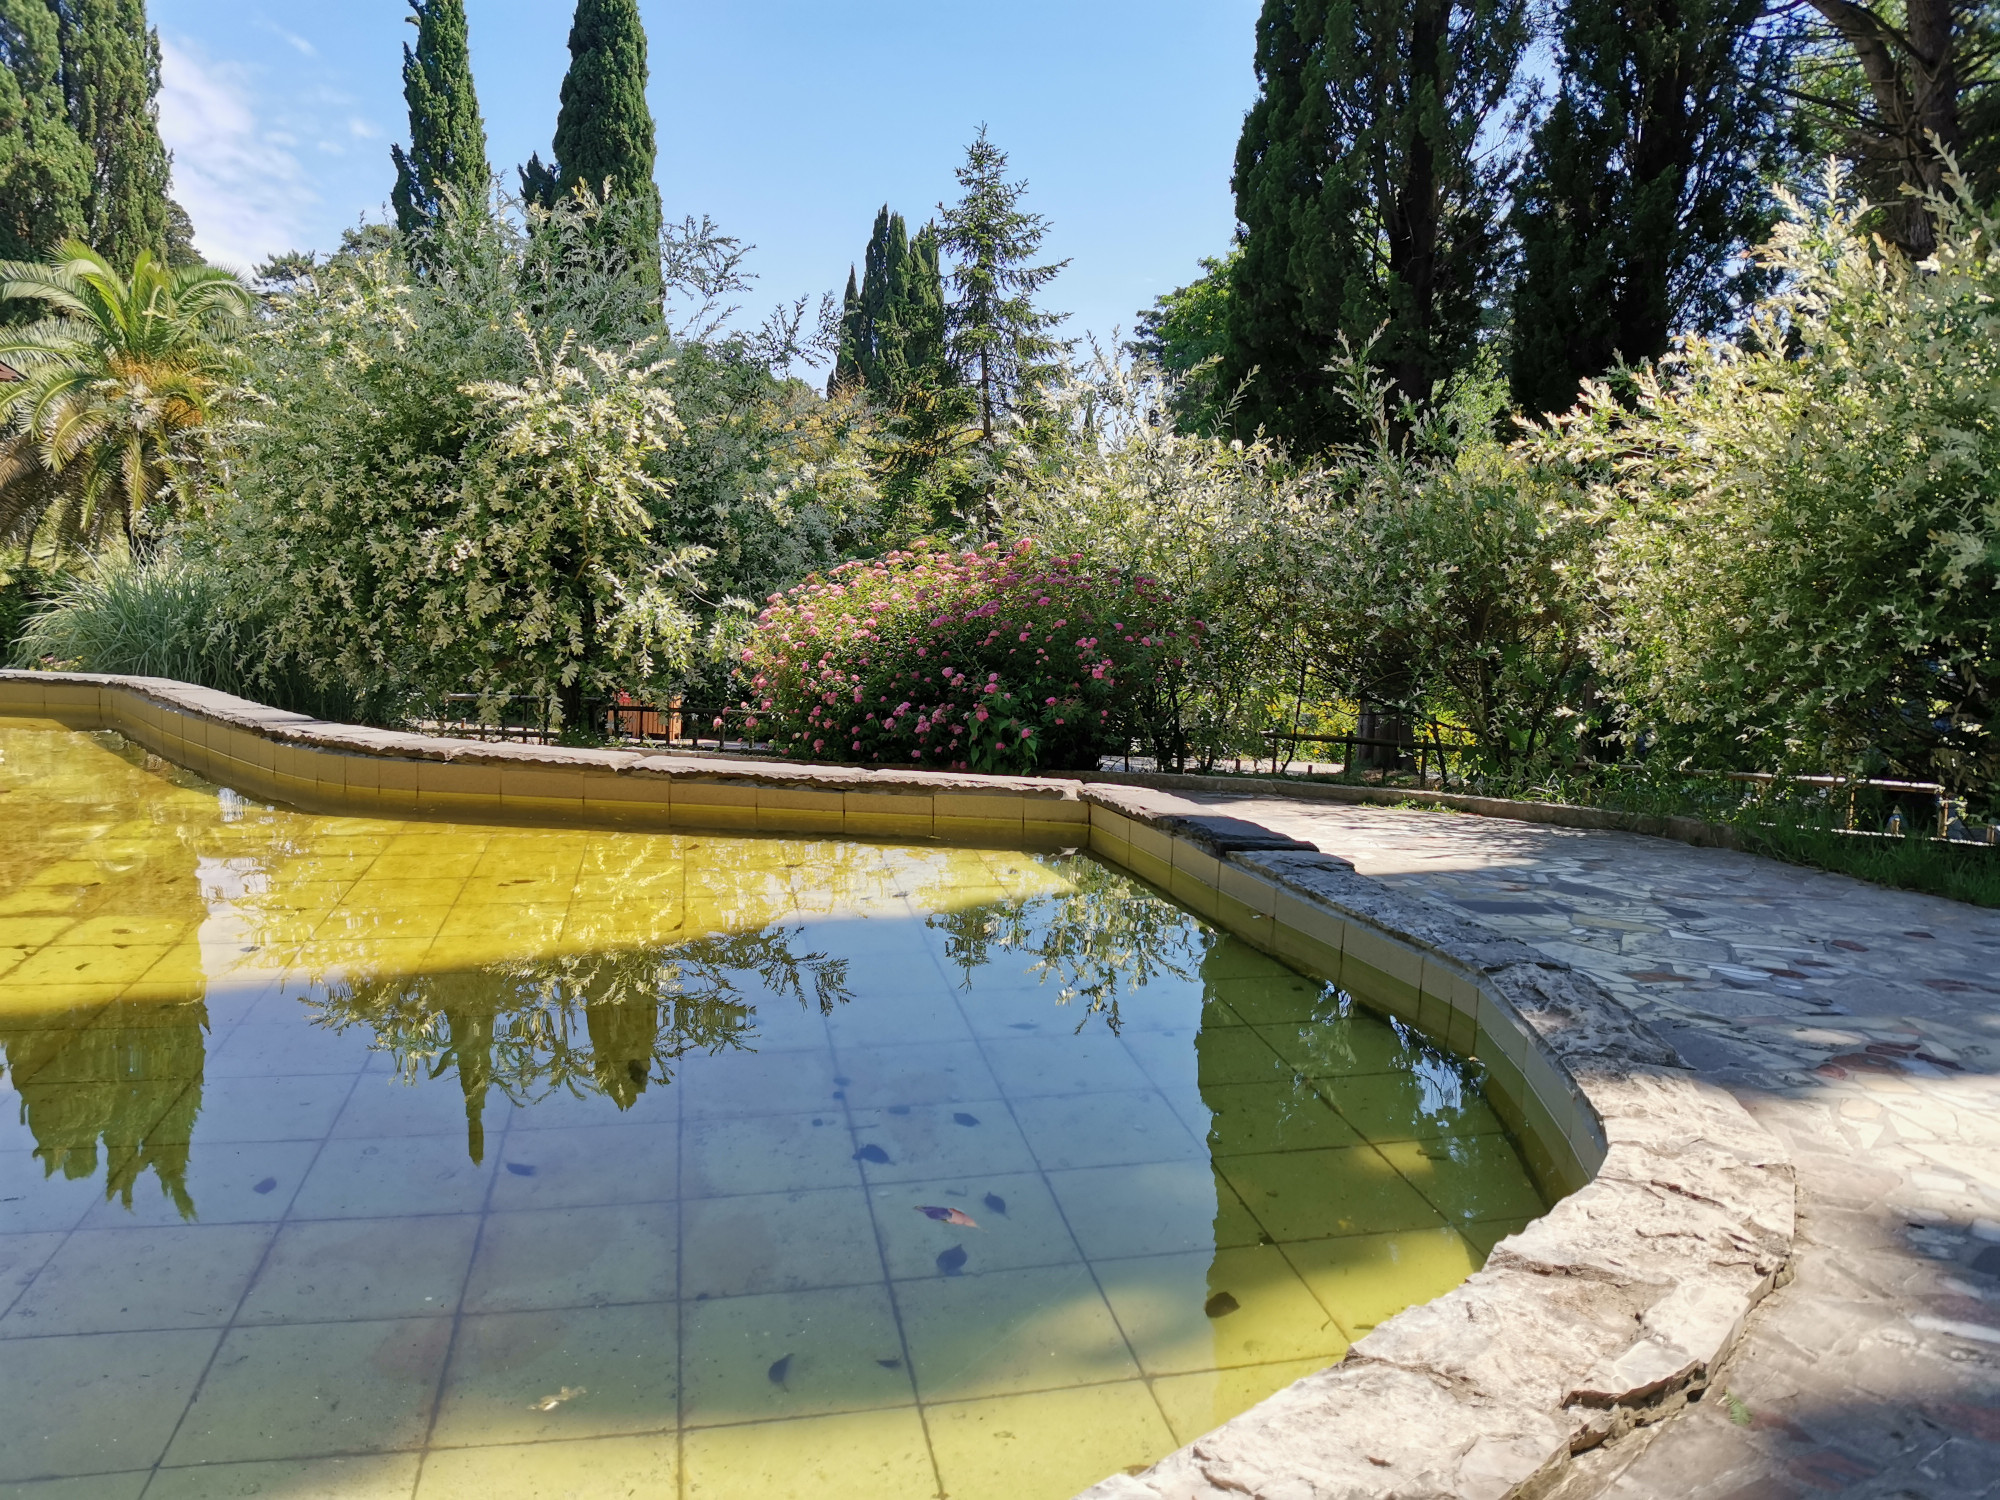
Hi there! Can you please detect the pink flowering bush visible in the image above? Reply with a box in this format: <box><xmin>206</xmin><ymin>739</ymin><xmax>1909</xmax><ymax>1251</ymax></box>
<box><xmin>738</xmin><ymin>541</ymin><xmax>1187</xmax><ymax>773</ymax></box>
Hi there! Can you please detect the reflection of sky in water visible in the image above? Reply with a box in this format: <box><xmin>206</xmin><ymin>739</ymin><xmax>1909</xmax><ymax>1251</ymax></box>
<box><xmin>0</xmin><ymin>718</ymin><xmax>1547</xmax><ymax>1500</ymax></box>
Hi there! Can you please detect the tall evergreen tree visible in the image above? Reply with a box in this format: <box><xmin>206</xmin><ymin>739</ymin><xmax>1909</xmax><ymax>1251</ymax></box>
<box><xmin>856</xmin><ymin>205</ymin><xmax>907</xmax><ymax>394</ymax></box>
<box><xmin>829</xmin><ymin>209</ymin><xmax>952</xmax><ymax>404</ymax></box>
<box><xmin>390</xmin><ymin>0</ymin><xmax>490</xmax><ymax>239</ymax></box>
<box><xmin>878</xmin><ymin>223</ymin><xmax>949</xmax><ymax>397</ymax></box>
<box><xmin>548</xmin><ymin>0</ymin><xmax>662</xmax><ymax>304</ymax></box>
<box><xmin>938</xmin><ymin>127</ymin><xmax>1069</xmax><ymax>442</ymax></box>
<box><xmin>829</xmin><ymin>265</ymin><xmax>862</xmax><ymax>394</ymax></box>
<box><xmin>1222</xmin><ymin>0</ymin><xmax>1529</xmax><ymax>451</ymax></box>
<box><xmin>1509</xmin><ymin>0</ymin><xmax>1795</xmax><ymax>418</ymax></box>
<box><xmin>49</xmin><ymin>0</ymin><xmax>175</xmax><ymax>268</ymax></box>
<box><xmin>0</xmin><ymin>0</ymin><xmax>90</xmax><ymax>261</ymax></box>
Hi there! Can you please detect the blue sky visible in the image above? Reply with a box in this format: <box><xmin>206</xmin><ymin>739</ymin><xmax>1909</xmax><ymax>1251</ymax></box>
<box><xmin>152</xmin><ymin>1</ymin><xmax>1263</xmax><ymax>358</ymax></box>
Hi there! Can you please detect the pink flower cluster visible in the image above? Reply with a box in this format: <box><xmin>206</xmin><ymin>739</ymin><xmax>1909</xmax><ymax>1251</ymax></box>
<box><xmin>738</xmin><ymin>541</ymin><xmax>1179</xmax><ymax>774</ymax></box>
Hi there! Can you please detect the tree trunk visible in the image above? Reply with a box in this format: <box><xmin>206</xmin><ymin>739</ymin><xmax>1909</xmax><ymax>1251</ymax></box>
<box><xmin>1806</xmin><ymin>0</ymin><xmax>1963</xmax><ymax>256</ymax></box>
<box><xmin>1384</xmin><ymin>0</ymin><xmax>1449</xmax><ymax>409</ymax></box>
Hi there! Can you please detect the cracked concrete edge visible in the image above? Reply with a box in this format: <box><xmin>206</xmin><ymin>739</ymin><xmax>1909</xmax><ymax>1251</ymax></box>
<box><xmin>1073</xmin><ymin>787</ymin><xmax>1797</xmax><ymax>1500</ymax></box>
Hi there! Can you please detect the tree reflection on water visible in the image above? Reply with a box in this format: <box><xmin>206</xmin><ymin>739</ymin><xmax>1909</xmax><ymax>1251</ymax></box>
<box><xmin>303</xmin><ymin>930</ymin><xmax>854</xmax><ymax>1161</ymax></box>
<box><xmin>0</xmin><ymin>1002</ymin><xmax>206</xmax><ymax>1218</ymax></box>
<box><xmin>926</xmin><ymin>854</ymin><xmax>1209</xmax><ymax>1033</ymax></box>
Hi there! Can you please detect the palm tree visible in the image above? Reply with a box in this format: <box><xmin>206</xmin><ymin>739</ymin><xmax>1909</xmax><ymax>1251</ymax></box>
<box><xmin>0</xmin><ymin>242</ymin><xmax>251</xmax><ymax>556</ymax></box>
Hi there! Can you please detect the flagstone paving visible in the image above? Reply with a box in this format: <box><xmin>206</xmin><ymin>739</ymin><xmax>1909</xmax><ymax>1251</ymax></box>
<box><xmin>1129</xmin><ymin>787</ymin><xmax>2000</xmax><ymax>1500</ymax></box>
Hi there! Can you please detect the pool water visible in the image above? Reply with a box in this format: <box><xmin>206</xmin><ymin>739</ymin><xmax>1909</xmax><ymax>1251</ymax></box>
<box><xmin>0</xmin><ymin>719</ymin><xmax>1546</xmax><ymax>1499</ymax></box>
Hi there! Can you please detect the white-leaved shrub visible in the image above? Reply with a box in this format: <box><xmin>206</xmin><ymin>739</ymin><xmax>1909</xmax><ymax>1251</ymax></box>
<box><xmin>1541</xmin><ymin>164</ymin><xmax>2000</xmax><ymax>794</ymax></box>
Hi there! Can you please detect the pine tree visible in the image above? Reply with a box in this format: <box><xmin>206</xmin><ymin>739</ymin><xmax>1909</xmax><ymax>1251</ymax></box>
<box><xmin>1222</xmin><ymin>0</ymin><xmax>1528</xmax><ymax>451</ymax></box>
<box><xmin>1509</xmin><ymin>0</ymin><xmax>1794</xmax><ymax>418</ymax></box>
<box><xmin>938</xmin><ymin>127</ymin><xmax>1069</xmax><ymax>442</ymax></box>
<box><xmin>390</xmin><ymin>0</ymin><xmax>490</xmax><ymax>239</ymax></box>
<box><xmin>0</xmin><ymin>0</ymin><xmax>91</xmax><ymax>261</ymax></box>
<box><xmin>49</xmin><ymin>0</ymin><xmax>177</xmax><ymax>269</ymax></box>
<box><xmin>548</xmin><ymin>0</ymin><xmax>662</xmax><ymax>304</ymax></box>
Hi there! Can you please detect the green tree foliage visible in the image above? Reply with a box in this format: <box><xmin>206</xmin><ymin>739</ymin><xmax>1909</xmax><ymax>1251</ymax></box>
<box><xmin>1539</xmin><ymin>167</ymin><xmax>2000</xmax><ymax>796</ymax></box>
<box><xmin>939</xmin><ymin>127</ymin><xmax>1070</xmax><ymax>443</ymax></box>
<box><xmin>546</xmin><ymin>0</ymin><xmax>663</xmax><ymax>306</ymax></box>
<box><xmin>1131</xmin><ymin>248</ymin><xmax>1240</xmax><ymax>434</ymax></box>
<box><xmin>830</xmin><ymin>205</ymin><xmax>953</xmax><ymax>406</ymax></box>
<box><xmin>1223</xmin><ymin>0</ymin><xmax>1529</xmax><ymax>449</ymax></box>
<box><xmin>389</xmin><ymin>0</ymin><xmax>491</xmax><ymax>240</ymax></box>
<box><xmin>830</xmin><ymin>264</ymin><xmax>861</xmax><ymax>392</ymax></box>
<box><xmin>0</xmin><ymin>241</ymin><xmax>248</xmax><ymax>553</ymax></box>
<box><xmin>49</xmin><ymin>0</ymin><xmax>178</xmax><ymax>268</ymax></box>
<box><xmin>1509</xmin><ymin>0</ymin><xmax>1796</xmax><ymax>418</ymax></box>
<box><xmin>0</xmin><ymin>0</ymin><xmax>90</xmax><ymax>261</ymax></box>
<box><xmin>1293</xmin><ymin>354</ymin><xmax>1601</xmax><ymax>771</ymax></box>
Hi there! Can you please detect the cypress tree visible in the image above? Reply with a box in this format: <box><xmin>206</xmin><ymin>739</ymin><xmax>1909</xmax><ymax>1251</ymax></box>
<box><xmin>549</xmin><ymin>0</ymin><xmax>662</xmax><ymax>303</ymax></box>
<box><xmin>390</xmin><ymin>0</ymin><xmax>490</xmax><ymax>238</ymax></box>
<box><xmin>1222</xmin><ymin>0</ymin><xmax>1528</xmax><ymax>450</ymax></box>
<box><xmin>829</xmin><ymin>266</ymin><xmax>863</xmax><ymax>394</ymax></box>
<box><xmin>938</xmin><ymin>127</ymin><xmax>1069</xmax><ymax>442</ymax></box>
<box><xmin>49</xmin><ymin>0</ymin><xmax>176</xmax><ymax>268</ymax></box>
<box><xmin>1509</xmin><ymin>0</ymin><xmax>1794</xmax><ymax>418</ymax></box>
<box><xmin>879</xmin><ymin>223</ymin><xmax>949</xmax><ymax>397</ymax></box>
<box><xmin>856</xmin><ymin>206</ymin><xmax>908</xmax><ymax>397</ymax></box>
<box><xmin>0</xmin><ymin>0</ymin><xmax>91</xmax><ymax>260</ymax></box>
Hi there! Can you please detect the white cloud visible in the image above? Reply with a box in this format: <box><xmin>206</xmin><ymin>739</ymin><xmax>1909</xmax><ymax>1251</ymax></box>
<box><xmin>158</xmin><ymin>36</ymin><xmax>317</xmax><ymax>273</ymax></box>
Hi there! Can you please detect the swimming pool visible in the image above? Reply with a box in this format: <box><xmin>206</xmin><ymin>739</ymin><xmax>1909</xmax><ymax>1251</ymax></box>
<box><xmin>0</xmin><ymin>718</ymin><xmax>1545</xmax><ymax>1498</ymax></box>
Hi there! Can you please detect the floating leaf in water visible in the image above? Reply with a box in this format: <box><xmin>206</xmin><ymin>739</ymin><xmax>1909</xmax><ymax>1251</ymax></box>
<box><xmin>876</xmin><ymin>1357</ymin><xmax>903</xmax><ymax>1369</ymax></box>
<box><xmin>953</xmin><ymin>1113</ymin><xmax>980</xmax><ymax>1127</ymax></box>
<box><xmin>506</xmin><ymin>1162</ymin><xmax>536</xmax><ymax>1177</ymax></box>
<box><xmin>1007</xmin><ymin>1022</ymin><xmax>1037</xmax><ymax>1031</ymax></box>
<box><xmin>767</xmin><ymin>1354</ymin><xmax>791</xmax><ymax>1386</ymax></box>
<box><xmin>530</xmin><ymin>1385</ymin><xmax>585</xmax><ymax>1411</ymax></box>
<box><xmin>854</xmin><ymin>1144</ymin><xmax>891</xmax><ymax>1165</ymax></box>
<box><xmin>887</xmin><ymin>1105</ymin><xmax>911</xmax><ymax>1116</ymax></box>
<box><xmin>1204</xmin><ymin>1291</ymin><xmax>1240</xmax><ymax>1318</ymax></box>
<box><xmin>916</xmin><ymin>1205</ymin><xmax>978</xmax><ymax>1228</ymax></box>
<box><xmin>937</xmin><ymin>1244</ymin><xmax>968</xmax><ymax>1275</ymax></box>
<box><xmin>252</xmin><ymin>1177</ymin><xmax>277</xmax><ymax>1195</ymax></box>
<box><xmin>982</xmin><ymin>1192</ymin><xmax>1007</xmax><ymax>1217</ymax></box>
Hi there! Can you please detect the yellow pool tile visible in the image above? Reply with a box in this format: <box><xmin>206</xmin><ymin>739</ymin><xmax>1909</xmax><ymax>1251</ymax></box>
<box><xmin>1147</xmin><ymin>1358</ymin><xmax>1332</xmax><ymax>1445</ymax></box>
<box><xmin>925</xmin><ymin>1380</ymin><xmax>1177</xmax><ymax>1500</ymax></box>
<box><xmin>414</xmin><ymin>1436</ymin><xmax>676</xmax><ymax>1498</ymax></box>
<box><xmin>1094</xmin><ymin>1245</ymin><xmax>1349</xmax><ymax>1375</ymax></box>
<box><xmin>9</xmin><ymin>942</ymin><xmax>174</xmax><ymax>987</ymax></box>
<box><xmin>1282</xmin><ymin>1225</ymin><xmax>1480</xmax><ymax>1340</ymax></box>
<box><xmin>681</xmin><ymin>1407</ymin><xmax>936</xmax><ymax>1500</ymax></box>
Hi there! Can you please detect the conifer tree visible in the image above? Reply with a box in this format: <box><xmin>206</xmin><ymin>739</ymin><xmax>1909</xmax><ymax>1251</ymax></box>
<box><xmin>1222</xmin><ymin>0</ymin><xmax>1528</xmax><ymax>450</ymax></box>
<box><xmin>1509</xmin><ymin>0</ymin><xmax>1793</xmax><ymax>418</ymax></box>
<box><xmin>856</xmin><ymin>205</ymin><xmax>907</xmax><ymax>395</ymax></box>
<box><xmin>938</xmin><ymin>127</ymin><xmax>1069</xmax><ymax>442</ymax></box>
<box><xmin>548</xmin><ymin>0</ymin><xmax>662</xmax><ymax>304</ymax></box>
<box><xmin>829</xmin><ymin>265</ymin><xmax>862</xmax><ymax>394</ymax></box>
<box><xmin>390</xmin><ymin>0</ymin><xmax>490</xmax><ymax>239</ymax></box>
<box><xmin>879</xmin><ymin>223</ymin><xmax>949</xmax><ymax>396</ymax></box>
<box><xmin>0</xmin><ymin>0</ymin><xmax>91</xmax><ymax>260</ymax></box>
<box><xmin>48</xmin><ymin>0</ymin><xmax>176</xmax><ymax>268</ymax></box>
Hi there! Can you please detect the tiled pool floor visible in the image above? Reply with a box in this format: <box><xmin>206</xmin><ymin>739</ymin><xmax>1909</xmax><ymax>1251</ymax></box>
<box><xmin>0</xmin><ymin>720</ymin><xmax>1543</xmax><ymax>1498</ymax></box>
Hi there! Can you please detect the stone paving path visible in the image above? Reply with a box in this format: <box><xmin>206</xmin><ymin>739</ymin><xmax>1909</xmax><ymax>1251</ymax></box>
<box><xmin>1126</xmin><ymin>787</ymin><xmax>2000</xmax><ymax>1500</ymax></box>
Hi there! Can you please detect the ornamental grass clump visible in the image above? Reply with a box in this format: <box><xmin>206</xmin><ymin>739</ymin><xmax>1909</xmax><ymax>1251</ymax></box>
<box><xmin>740</xmin><ymin>540</ymin><xmax>1181</xmax><ymax>773</ymax></box>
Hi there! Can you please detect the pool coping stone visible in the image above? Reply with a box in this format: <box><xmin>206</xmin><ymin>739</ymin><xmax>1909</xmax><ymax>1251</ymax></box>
<box><xmin>0</xmin><ymin>671</ymin><xmax>1797</xmax><ymax>1500</ymax></box>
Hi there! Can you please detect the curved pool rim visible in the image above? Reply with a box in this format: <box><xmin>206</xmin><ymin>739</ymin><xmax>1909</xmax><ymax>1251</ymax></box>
<box><xmin>0</xmin><ymin>670</ymin><xmax>1796</xmax><ymax>1500</ymax></box>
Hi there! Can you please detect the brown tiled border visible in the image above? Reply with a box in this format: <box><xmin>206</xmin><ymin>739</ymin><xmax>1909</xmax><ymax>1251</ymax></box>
<box><xmin>0</xmin><ymin>671</ymin><xmax>1795</xmax><ymax>1499</ymax></box>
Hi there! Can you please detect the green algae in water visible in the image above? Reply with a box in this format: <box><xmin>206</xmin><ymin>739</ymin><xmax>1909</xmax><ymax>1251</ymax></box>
<box><xmin>0</xmin><ymin>718</ymin><xmax>1545</xmax><ymax>1497</ymax></box>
